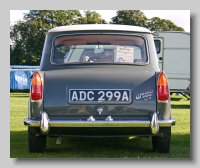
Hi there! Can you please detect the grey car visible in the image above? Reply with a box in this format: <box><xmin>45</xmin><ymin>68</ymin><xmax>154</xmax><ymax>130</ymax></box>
<box><xmin>24</xmin><ymin>24</ymin><xmax>175</xmax><ymax>153</ymax></box>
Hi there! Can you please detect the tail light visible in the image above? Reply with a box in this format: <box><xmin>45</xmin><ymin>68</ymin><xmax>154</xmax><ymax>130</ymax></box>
<box><xmin>30</xmin><ymin>72</ymin><xmax>42</xmax><ymax>100</ymax></box>
<box><xmin>157</xmin><ymin>72</ymin><xmax>169</xmax><ymax>101</ymax></box>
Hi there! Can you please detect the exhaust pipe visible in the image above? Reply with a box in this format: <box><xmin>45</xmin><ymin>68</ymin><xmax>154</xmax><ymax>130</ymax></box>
<box><xmin>56</xmin><ymin>136</ymin><xmax>62</xmax><ymax>145</ymax></box>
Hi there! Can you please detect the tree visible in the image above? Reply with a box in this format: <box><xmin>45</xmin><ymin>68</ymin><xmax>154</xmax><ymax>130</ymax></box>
<box><xmin>81</xmin><ymin>10</ymin><xmax>107</xmax><ymax>24</ymax></box>
<box><xmin>110</xmin><ymin>10</ymin><xmax>148</xmax><ymax>27</ymax></box>
<box><xmin>10</xmin><ymin>10</ymin><xmax>108</xmax><ymax>65</ymax></box>
<box><xmin>10</xmin><ymin>10</ymin><xmax>84</xmax><ymax>65</ymax></box>
<box><xmin>10</xmin><ymin>43</ymin><xmax>23</xmax><ymax>65</ymax></box>
<box><xmin>110</xmin><ymin>10</ymin><xmax>185</xmax><ymax>31</ymax></box>
<box><xmin>146</xmin><ymin>17</ymin><xmax>185</xmax><ymax>31</ymax></box>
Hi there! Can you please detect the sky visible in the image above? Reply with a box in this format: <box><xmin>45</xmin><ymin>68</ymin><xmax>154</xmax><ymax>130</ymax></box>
<box><xmin>10</xmin><ymin>10</ymin><xmax>190</xmax><ymax>32</ymax></box>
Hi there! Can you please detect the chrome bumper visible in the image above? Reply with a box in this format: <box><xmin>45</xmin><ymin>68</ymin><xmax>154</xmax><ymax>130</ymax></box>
<box><xmin>24</xmin><ymin>112</ymin><xmax>175</xmax><ymax>134</ymax></box>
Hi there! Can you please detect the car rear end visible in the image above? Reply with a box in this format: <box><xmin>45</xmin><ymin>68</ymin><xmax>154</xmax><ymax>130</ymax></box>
<box><xmin>24</xmin><ymin>24</ymin><xmax>175</xmax><ymax>153</ymax></box>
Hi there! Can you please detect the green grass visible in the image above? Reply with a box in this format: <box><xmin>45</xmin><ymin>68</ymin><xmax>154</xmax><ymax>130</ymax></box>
<box><xmin>10</xmin><ymin>92</ymin><xmax>190</xmax><ymax>158</ymax></box>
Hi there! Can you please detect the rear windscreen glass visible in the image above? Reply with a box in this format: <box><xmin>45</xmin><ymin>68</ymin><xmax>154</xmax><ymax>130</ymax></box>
<box><xmin>51</xmin><ymin>34</ymin><xmax>148</xmax><ymax>64</ymax></box>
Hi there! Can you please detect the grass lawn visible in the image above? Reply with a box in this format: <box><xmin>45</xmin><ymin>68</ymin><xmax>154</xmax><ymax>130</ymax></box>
<box><xmin>10</xmin><ymin>92</ymin><xmax>190</xmax><ymax>158</ymax></box>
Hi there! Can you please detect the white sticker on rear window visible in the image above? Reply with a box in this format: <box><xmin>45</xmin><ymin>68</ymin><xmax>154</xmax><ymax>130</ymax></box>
<box><xmin>116</xmin><ymin>47</ymin><xmax>134</xmax><ymax>63</ymax></box>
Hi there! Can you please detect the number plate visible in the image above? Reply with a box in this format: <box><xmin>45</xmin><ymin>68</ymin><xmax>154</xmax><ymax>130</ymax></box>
<box><xmin>69</xmin><ymin>89</ymin><xmax>131</xmax><ymax>104</ymax></box>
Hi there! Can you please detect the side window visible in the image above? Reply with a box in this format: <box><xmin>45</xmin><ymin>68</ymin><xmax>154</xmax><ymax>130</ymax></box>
<box><xmin>154</xmin><ymin>40</ymin><xmax>160</xmax><ymax>54</ymax></box>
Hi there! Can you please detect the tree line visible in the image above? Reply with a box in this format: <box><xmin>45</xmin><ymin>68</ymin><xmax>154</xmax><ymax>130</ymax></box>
<box><xmin>10</xmin><ymin>10</ymin><xmax>184</xmax><ymax>65</ymax></box>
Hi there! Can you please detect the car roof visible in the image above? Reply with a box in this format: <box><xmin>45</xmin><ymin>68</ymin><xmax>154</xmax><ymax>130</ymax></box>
<box><xmin>154</xmin><ymin>31</ymin><xmax>190</xmax><ymax>35</ymax></box>
<box><xmin>48</xmin><ymin>24</ymin><xmax>151</xmax><ymax>33</ymax></box>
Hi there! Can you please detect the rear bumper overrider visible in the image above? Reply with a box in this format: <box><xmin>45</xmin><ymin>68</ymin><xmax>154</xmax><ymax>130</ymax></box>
<box><xmin>24</xmin><ymin>111</ymin><xmax>175</xmax><ymax>134</ymax></box>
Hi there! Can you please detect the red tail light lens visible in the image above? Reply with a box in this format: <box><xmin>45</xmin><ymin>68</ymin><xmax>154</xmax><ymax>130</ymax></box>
<box><xmin>30</xmin><ymin>72</ymin><xmax>42</xmax><ymax>100</ymax></box>
<box><xmin>157</xmin><ymin>72</ymin><xmax>169</xmax><ymax>101</ymax></box>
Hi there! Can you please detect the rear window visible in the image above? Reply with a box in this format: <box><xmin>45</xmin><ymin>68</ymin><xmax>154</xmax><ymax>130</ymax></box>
<box><xmin>51</xmin><ymin>34</ymin><xmax>148</xmax><ymax>64</ymax></box>
<box><xmin>154</xmin><ymin>40</ymin><xmax>161</xmax><ymax>54</ymax></box>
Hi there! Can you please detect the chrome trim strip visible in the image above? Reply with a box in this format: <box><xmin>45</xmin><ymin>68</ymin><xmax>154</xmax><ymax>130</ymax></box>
<box><xmin>30</xmin><ymin>99</ymin><xmax>43</xmax><ymax>103</ymax></box>
<box><xmin>24</xmin><ymin>118</ymin><xmax>175</xmax><ymax>127</ymax></box>
<box><xmin>158</xmin><ymin>100</ymin><xmax>169</xmax><ymax>103</ymax></box>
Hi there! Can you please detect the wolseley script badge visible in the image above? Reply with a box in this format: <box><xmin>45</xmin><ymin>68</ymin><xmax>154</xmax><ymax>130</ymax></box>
<box><xmin>97</xmin><ymin>107</ymin><xmax>103</xmax><ymax>115</ymax></box>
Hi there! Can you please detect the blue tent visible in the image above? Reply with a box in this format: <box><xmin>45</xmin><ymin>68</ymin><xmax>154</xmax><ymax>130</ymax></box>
<box><xmin>10</xmin><ymin>66</ymin><xmax>39</xmax><ymax>91</ymax></box>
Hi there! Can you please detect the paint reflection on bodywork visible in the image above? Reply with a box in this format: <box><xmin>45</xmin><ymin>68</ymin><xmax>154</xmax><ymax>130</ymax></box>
<box><xmin>46</xmin><ymin>104</ymin><xmax>154</xmax><ymax>116</ymax></box>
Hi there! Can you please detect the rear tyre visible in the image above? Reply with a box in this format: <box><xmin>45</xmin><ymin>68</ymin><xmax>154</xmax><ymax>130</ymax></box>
<box><xmin>28</xmin><ymin>127</ymin><xmax>46</xmax><ymax>153</ymax></box>
<box><xmin>152</xmin><ymin>127</ymin><xmax>171</xmax><ymax>153</ymax></box>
